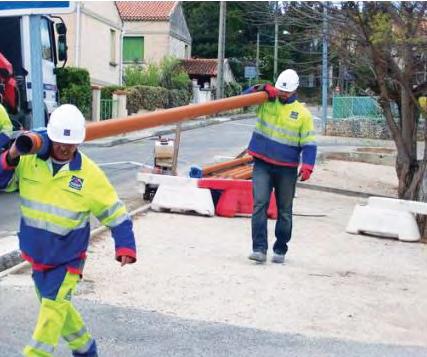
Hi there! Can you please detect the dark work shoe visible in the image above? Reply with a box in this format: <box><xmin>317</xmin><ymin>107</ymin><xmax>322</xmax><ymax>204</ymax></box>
<box><xmin>271</xmin><ymin>253</ymin><xmax>285</xmax><ymax>264</ymax></box>
<box><xmin>248</xmin><ymin>251</ymin><xmax>267</xmax><ymax>263</ymax></box>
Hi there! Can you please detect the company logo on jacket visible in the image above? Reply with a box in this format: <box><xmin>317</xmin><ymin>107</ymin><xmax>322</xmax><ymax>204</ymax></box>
<box><xmin>69</xmin><ymin>175</ymin><xmax>84</xmax><ymax>190</ymax></box>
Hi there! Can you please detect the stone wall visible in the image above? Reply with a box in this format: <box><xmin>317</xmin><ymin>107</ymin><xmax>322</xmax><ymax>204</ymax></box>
<box><xmin>325</xmin><ymin>119</ymin><xmax>424</xmax><ymax>140</ymax></box>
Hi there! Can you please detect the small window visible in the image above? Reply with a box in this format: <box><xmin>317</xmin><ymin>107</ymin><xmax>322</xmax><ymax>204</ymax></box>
<box><xmin>110</xmin><ymin>29</ymin><xmax>116</xmax><ymax>64</ymax></box>
<box><xmin>41</xmin><ymin>18</ymin><xmax>53</xmax><ymax>61</ymax></box>
<box><xmin>123</xmin><ymin>36</ymin><xmax>144</xmax><ymax>63</ymax></box>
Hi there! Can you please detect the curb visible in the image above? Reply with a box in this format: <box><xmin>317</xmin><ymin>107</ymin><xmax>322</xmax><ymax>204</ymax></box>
<box><xmin>0</xmin><ymin>204</ymin><xmax>151</xmax><ymax>276</ymax></box>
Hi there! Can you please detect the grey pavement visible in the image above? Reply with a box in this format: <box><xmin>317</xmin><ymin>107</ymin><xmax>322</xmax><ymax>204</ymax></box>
<box><xmin>0</xmin><ymin>285</ymin><xmax>425</xmax><ymax>357</ymax></box>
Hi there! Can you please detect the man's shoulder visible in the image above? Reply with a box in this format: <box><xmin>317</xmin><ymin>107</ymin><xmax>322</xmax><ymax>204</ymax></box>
<box><xmin>79</xmin><ymin>152</ymin><xmax>108</xmax><ymax>179</ymax></box>
<box><xmin>293</xmin><ymin>100</ymin><xmax>313</xmax><ymax>118</ymax></box>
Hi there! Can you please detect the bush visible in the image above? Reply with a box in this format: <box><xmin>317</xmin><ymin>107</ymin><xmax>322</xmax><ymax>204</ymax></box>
<box><xmin>55</xmin><ymin>67</ymin><xmax>91</xmax><ymax>118</ymax></box>
<box><xmin>101</xmin><ymin>85</ymin><xmax>125</xmax><ymax>99</ymax></box>
<box><xmin>160</xmin><ymin>56</ymin><xmax>191</xmax><ymax>91</ymax></box>
<box><xmin>124</xmin><ymin>64</ymin><xmax>161</xmax><ymax>87</ymax></box>
<box><xmin>224</xmin><ymin>82</ymin><xmax>242</xmax><ymax>98</ymax></box>
<box><xmin>167</xmin><ymin>89</ymin><xmax>191</xmax><ymax>108</ymax></box>
<box><xmin>126</xmin><ymin>85</ymin><xmax>169</xmax><ymax>113</ymax></box>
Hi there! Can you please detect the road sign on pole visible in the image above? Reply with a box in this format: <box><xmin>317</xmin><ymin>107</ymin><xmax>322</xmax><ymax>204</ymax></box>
<box><xmin>0</xmin><ymin>2</ymin><xmax>74</xmax><ymax>16</ymax></box>
<box><xmin>244</xmin><ymin>66</ymin><xmax>257</xmax><ymax>80</ymax></box>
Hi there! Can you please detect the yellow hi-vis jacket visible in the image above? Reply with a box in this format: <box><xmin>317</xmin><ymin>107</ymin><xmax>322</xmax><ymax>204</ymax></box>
<box><xmin>0</xmin><ymin>149</ymin><xmax>136</xmax><ymax>273</ymax></box>
<box><xmin>0</xmin><ymin>104</ymin><xmax>13</xmax><ymax>135</ymax></box>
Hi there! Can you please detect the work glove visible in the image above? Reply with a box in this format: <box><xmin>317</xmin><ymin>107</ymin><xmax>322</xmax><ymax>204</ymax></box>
<box><xmin>298</xmin><ymin>165</ymin><xmax>312</xmax><ymax>182</ymax></box>
<box><xmin>256</xmin><ymin>83</ymin><xmax>278</xmax><ymax>101</ymax></box>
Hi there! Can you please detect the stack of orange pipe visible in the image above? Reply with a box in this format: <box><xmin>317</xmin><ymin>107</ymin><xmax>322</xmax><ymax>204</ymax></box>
<box><xmin>202</xmin><ymin>155</ymin><xmax>254</xmax><ymax>180</ymax></box>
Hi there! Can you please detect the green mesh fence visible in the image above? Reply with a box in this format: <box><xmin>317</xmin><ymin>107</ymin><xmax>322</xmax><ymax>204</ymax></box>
<box><xmin>332</xmin><ymin>96</ymin><xmax>383</xmax><ymax>120</ymax></box>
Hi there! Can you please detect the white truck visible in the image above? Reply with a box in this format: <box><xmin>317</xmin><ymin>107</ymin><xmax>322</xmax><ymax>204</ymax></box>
<box><xmin>0</xmin><ymin>13</ymin><xmax>68</xmax><ymax>129</ymax></box>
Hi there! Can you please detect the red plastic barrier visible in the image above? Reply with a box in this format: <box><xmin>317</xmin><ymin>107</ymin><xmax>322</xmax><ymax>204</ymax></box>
<box><xmin>198</xmin><ymin>178</ymin><xmax>277</xmax><ymax>219</ymax></box>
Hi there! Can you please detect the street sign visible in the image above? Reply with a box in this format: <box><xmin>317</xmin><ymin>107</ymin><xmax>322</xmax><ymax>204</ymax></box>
<box><xmin>244</xmin><ymin>66</ymin><xmax>257</xmax><ymax>79</ymax></box>
<box><xmin>0</xmin><ymin>1</ymin><xmax>74</xmax><ymax>16</ymax></box>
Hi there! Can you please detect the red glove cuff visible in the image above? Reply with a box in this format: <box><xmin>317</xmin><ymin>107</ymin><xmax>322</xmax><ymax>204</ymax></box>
<box><xmin>116</xmin><ymin>247</ymin><xmax>137</xmax><ymax>263</ymax></box>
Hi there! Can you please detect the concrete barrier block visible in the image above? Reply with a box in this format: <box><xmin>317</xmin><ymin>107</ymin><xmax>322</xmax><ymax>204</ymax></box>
<box><xmin>137</xmin><ymin>173</ymin><xmax>198</xmax><ymax>194</ymax></box>
<box><xmin>346</xmin><ymin>205</ymin><xmax>420</xmax><ymax>242</ymax></box>
<box><xmin>368</xmin><ymin>196</ymin><xmax>427</xmax><ymax>215</ymax></box>
<box><xmin>151</xmin><ymin>185</ymin><xmax>215</xmax><ymax>216</ymax></box>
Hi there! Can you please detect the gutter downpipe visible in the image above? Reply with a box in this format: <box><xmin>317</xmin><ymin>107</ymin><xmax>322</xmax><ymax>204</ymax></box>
<box><xmin>119</xmin><ymin>28</ymin><xmax>125</xmax><ymax>85</ymax></box>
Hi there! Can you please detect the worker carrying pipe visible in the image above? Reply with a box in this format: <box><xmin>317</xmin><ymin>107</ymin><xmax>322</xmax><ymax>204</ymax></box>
<box><xmin>0</xmin><ymin>104</ymin><xmax>137</xmax><ymax>357</ymax></box>
<box><xmin>244</xmin><ymin>69</ymin><xmax>317</xmax><ymax>264</ymax></box>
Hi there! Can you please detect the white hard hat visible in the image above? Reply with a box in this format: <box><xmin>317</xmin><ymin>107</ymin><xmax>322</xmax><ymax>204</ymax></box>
<box><xmin>275</xmin><ymin>69</ymin><xmax>299</xmax><ymax>92</ymax></box>
<box><xmin>47</xmin><ymin>104</ymin><xmax>86</xmax><ymax>144</ymax></box>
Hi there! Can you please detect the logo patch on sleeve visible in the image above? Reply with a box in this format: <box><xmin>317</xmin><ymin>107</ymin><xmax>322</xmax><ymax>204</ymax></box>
<box><xmin>69</xmin><ymin>176</ymin><xmax>84</xmax><ymax>190</ymax></box>
<box><xmin>290</xmin><ymin>111</ymin><xmax>299</xmax><ymax>120</ymax></box>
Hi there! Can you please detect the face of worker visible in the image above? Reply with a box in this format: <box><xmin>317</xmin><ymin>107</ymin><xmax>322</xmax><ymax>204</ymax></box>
<box><xmin>277</xmin><ymin>90</ymin><xmax>295</xmax><ymax>99</ymax></box>
<box><xmin>51</xmin><ymin>141</ymin><xmax>78</xmax><ymax>161</ymax></box>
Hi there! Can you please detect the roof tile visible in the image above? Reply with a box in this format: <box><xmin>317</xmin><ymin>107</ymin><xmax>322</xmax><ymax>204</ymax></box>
<box><xmin>116</xmin><ymin>1</ymin><xmax>176</xmax><ymax>21</ymax></box>
<box><xmin>180</xmin><ymin>59</ymin><xmax>219</xmax><ymax>76</ymax></box>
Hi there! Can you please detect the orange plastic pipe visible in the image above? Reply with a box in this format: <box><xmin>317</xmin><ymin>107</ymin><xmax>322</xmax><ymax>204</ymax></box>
<box><xmin>202</xmin><ymin>156</ymin><xmax>253</xmax><ymax>176</ymax></box>
<box><xmin>233</xmin><ymin>167</ymin><xmax>253</xmax><ymax>180</ymax></box>
<box><xmin>85</xmin><ymin>92</ymin><xmax>267</xmax><ymax>141</ymax></box>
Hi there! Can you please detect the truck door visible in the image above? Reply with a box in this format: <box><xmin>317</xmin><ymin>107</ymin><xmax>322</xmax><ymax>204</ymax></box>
<box><xmin>40</xmin><ymin>16</ymin><xmax>57</xmax><ymax>117</ymax></box>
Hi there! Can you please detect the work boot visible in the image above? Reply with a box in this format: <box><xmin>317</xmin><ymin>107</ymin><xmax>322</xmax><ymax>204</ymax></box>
<box><xmin>248</xmin><ymin>251</ymin><xmax>267</xmax><ymax>263</ymax></box>
<box><xmin>271</xmin><ymin>252</ymin><xmax>285</xmax><ymax>264</ymax></box>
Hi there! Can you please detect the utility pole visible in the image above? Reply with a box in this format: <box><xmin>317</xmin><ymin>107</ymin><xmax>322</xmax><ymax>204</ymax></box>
<box><xmin>216</xmin><ymin>1</ymin><xmax>226</xmax><ymax>99</ymax></box>
<box><xmin>256</xmin><ymin>29</ymin><xmax>260</xmax><ymax>82</ymax></box>
<box><xmin>321</xmin><ymin>3</ymin><xmax>328</xmax><ymax>134</ymax></box>
<box><xmin>273</xmin><ymin>15</ymin><xmax>279</xmax><ymax>82</ymax></box>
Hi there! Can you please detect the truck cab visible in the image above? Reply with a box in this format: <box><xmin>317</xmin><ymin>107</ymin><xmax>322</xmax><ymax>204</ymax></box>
<box><xmin>0</xmin><ymin>15</ymin><xmax>67</xmax><ymax>129</ymax></box>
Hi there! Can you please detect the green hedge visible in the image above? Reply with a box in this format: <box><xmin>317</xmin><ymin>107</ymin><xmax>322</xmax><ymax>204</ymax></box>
<box><xmin>101</xmin><ymin>85</ymin><xmax>125</xmax><ymax>99</ymax></box>
<box><xmin>126</xmin><ymin>85</ymin><xmax>191</xmax><ymax>113</ymax></box>
<box><xmin>126</xmin><ymin>85</ymin><xmax>169</xmax><ymax>113</ymax></box>
<box><xmin>167</xmin><ymin>89</ymin><xmax>191</xmax><ymax>108</ymax></box>
<box><xmin>55</xmin><ymin>67</ymin><xmax>91</xmax><ymax>118</ymax></box>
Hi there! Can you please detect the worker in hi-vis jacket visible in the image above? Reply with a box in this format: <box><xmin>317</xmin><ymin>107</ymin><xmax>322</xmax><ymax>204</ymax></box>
<box><xmin>0</xmin><ymin>104</ymin><xmax>137</xmax><ymax>357</ymax></box>
<box><xmin>244</xmin><ymin>69</ymin><xmax>317</xmax><ymax>264</ymax></box>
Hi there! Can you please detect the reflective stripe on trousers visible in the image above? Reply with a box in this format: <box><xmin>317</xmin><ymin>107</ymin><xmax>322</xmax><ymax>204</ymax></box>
<box><xmin>23</xmin><ymin>270</ymin><xmax>96</xmax><ymax>357</ymax></box>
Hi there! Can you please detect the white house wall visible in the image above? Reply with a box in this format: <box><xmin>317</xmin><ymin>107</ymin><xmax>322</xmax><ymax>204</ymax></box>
<box><xmin>61</xmin><ymin>1</ymin><xmax>123</xmax><ymax>86</ymax></box>
<box><xmin>169</xmin><ymin>36</ymin><xmax>191</xmax><ymax>59</ymax></box>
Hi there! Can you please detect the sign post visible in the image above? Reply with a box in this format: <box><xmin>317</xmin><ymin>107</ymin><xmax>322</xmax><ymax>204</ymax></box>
<box><xmin>244</xmin><ymin>66</ymin><xmax>257</xmax><ymax>87</ymax></box>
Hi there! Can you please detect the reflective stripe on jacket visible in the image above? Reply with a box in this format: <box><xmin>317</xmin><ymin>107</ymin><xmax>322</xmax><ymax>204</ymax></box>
<box><xmin>0</xmin><ymin>150</ymin><xmax>136</xmax><ymax>272</ymax></box>
<box><xmin>248</xmin><ymin>98</ymin><xmax>317</xmax><ymax>168</ymax></box>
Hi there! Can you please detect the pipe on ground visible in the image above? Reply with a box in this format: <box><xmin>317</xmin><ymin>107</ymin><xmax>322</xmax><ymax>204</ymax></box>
<box><xmin>85</xmin><ymin>92</ymin><xmax>267</xmax><ymax>141</ymax></box>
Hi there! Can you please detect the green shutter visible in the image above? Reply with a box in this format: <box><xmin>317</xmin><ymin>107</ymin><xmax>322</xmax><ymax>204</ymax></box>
<box><xmin>123</xmin><ymin>37</ymin><xmax>144</xmax><ymax>63</ymax></box>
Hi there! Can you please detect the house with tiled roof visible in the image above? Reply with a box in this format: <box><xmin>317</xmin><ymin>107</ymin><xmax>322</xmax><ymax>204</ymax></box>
<box><xmin>116</xmin><ymin>1</ymin><xmax>192</xmax><ymax>64</ymax></box>
<box><xmin>181</xmin><ymin>58</ymin><xmax>236</xmax><ymax>90</ymax></box>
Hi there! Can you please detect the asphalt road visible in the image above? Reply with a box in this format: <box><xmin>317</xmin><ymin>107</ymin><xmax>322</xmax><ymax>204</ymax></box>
<box><xmin>0</xmin><ymin>118</ymin><xmax>256</xmax><ymax>236</ymax></box>
<box><xmin>1</xmin><ymin>285</ymin><xmax>425</xmax><ymax>357</ymax></box>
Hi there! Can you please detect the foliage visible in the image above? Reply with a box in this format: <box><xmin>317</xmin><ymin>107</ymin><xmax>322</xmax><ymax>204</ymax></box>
<box><xmin>124</xmin><ymin>57</ymin><xmax>191</xmax><ymax>92</ymax></box>
<box><xmin>124</xmin><ymin>64</ymin><xmax>161</xmax><ymax>87</ymax></box>
<box><xmin>224</xmin><ymin>82</ymin><xmax>242</xmax><ymax>97</ymax></box>
<box><xmin>160</xmin><ymin>56</ymin><xmax>192</xmax><ymax>91</ymax></box>
<box><xmin>126</xmin><ymin>85</ymin><xmax>168</xmax><ymax>113</ymax></box>
<box><xmin>167</xmin><ymin>89</ymin><xmax>192</xmax><ymax>108</ymax></box>
<box><xmin>101</xmin><ymin>85</ymin><xmax>125</xmax><ymax>99</ymax></box>
<box><xmin>327</xmin><ymin>1</ymin><xmax>427</xmax><ymax>236</ymax></box>
<box><xmin>55</xmin><ymin>67</ymin><xmax>91</xmax><ymax>118</ymax></box>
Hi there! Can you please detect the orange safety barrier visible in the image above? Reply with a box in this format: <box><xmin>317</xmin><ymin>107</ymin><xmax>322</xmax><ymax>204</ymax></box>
<box><xmin>198</xmin><ymin>178</ymin><xmax>277</xmax><ymax>219</ymax></box>
<box><xmin>85</xmin><ymin>92</ymin><xmax>267</xmax><ymax>141</ymax></box>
